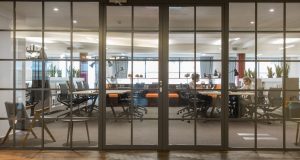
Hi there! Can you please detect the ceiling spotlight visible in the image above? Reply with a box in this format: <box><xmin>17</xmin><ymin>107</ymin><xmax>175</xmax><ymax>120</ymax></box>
<box><xmin>269</xmin><ymin>8</ymin><xmax>275</xmax><ymax>12</ymax></box>
<box><xmin>73</xmin><ymin>20</ymin><xmax>78</xmax><ymax>24</ymax></box>
<box><xmin>250</xmin><ymin>21</ymin><xmax>255</xmax><ymax>24</ymax></box>
<box><xmin>233</xmin><ymin>38</ymin><xmax>240</xmax><ymax>41</ymax></box>
<box><xmin>53</xmin><ymin>7</ymin><xmax>59</xmax><ymax>12</ymax></box>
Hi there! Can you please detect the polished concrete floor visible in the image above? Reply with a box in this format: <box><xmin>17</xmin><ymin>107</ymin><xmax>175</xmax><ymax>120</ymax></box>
<box><xmin>1</xmin><ymin>150</ymin><xmax>300</xmax><ymax>160</ymax></box>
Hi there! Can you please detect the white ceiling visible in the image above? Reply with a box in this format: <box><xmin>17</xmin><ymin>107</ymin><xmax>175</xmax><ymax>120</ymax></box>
<box><xmin>1</xmin><ymin>2</ymin><xmax>300</xmax><ymax>58</ymax></box>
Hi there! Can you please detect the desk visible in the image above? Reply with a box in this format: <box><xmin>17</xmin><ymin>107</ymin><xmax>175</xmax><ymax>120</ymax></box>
<box><xmin>73</xmin><ymin>90</ymin><xmax>130</xmax><ymax>116</ymax></box>
<box><xmin>197</xmin><ymin>90</ymin><xmax>254</xmax><ymax>118</ymax></box>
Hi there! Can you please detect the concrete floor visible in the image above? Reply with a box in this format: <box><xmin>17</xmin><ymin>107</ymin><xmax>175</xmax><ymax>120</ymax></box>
<box><xmin>1</xmin><ymin>150</ymin><xmax>300</xmax><ymax>160</ymax></box>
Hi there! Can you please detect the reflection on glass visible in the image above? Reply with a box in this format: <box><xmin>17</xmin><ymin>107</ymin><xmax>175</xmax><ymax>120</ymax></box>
<box><xmin>196</xmin><ymin>7</ymin><xmax>221</xmax><ymax>30</ymax></box>
<box><xmin>0</xmin><ymin>2</ymin><xmax>13</xmax><ymax>29</ymax></box>
<box><xmin>45</xmin><ymin>32</ymin><xmax>70</xmax><ymax>59</ymax></box>
<box><xmin>107</xmin><ymin>6</ymin><xmax>132</xmax><ymax>31</ymax></box>
<box><xmin>258</xmin><ymin>3</ymin><xmax>283</xmax><ymax>31</ymax></box>
<box><xmin>169</xmin><ymin>7</ymin><xmax>194</xmax><ymax>31</ymax></box>
<box><xmin>134</xmin><ymin>6</ymin><xmax>158</xmax><ymax>30</ymax></box>
<box><xmin>229</xmin><ymin>3</ymin><xmax>255</xmax><ymax>31</ymax></box>
<box><xmin>169</xmin><ymin>120</ymin><xmax>194</xmax><ymax>145</ymax></box>
<box><xmin>73</xmin><ymin>2</ymin><xmax>99</xmax><ymax>30</ymax></box>
<box><xmin>45</xmin><ymin>2</ymin><xmax>70</xmax><ymax>30</ymax></box>
<box><xmin>133</xmin><ymin>120</ymin><xmax>158</xmax><ymax>145</ymax></box>
<box><xmin>16</xmin><ymin>2</ymin><xmax>42</xmax><ymax>30</ymax></box>
<box><xmin>16</xmin><ymin>32</ymin><xmax>42</xmax><ymax>59</ymax></box>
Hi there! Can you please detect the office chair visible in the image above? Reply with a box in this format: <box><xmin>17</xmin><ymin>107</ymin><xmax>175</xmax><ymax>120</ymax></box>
<box><xmin>258</xmin><ymin>88</ymin><xmax>283</xmax><ymax>123</ymax></box>
<box><xmin>57</xmin><ymin>83</ymin><xmax>87</xmax><ymax>117</ymax></box>
<box><xmin>76</xmin><ymin>81</ymin><xmax>84</xmax><ymax>91</ymax></box>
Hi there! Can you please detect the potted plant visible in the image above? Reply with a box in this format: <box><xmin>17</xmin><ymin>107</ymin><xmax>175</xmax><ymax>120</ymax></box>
<box><xmin>267</xmin><ymin>66</ymin><xmax>274</xmax><ymax>78</ymax></box>
<box><xmin>275</xmin><ymin>64</ymin><xmax>283</xmax><ymax>78</ymax></box>
<box><xmin>48</xmin><ymin>64</ymin><xmax>56</xmax><ymax>77</ymax></box>
<box><xmin>284</xmin><ymin>63</ymin><xmax>290</xmax><ymax>78</ymax></box>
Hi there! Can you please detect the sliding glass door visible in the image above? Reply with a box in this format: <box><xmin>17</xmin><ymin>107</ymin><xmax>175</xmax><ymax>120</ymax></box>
<box><xmin>167</xmin><ymin>6</ymin><xmax>223</xmax><ymax>148</ymax></box>
<box><xmin>105</xmin><ymin>6</ymin><xmax>159</xmax><ymax>148</ymax></box>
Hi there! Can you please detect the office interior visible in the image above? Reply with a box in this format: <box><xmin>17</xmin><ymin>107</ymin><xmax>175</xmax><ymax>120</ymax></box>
<box><xmin>0</xmin><ymin>1</ymin><xmax>300</xmax><ymax>150</ymax></box>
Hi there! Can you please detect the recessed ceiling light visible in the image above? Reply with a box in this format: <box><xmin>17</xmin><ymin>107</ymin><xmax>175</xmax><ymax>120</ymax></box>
<box><xmin>233</xmin><ymin>38</ymin><xmax>240</xmax><ymax>41</ymax></box>
<box><xmin>250</xmin><ymin>21</ymin><xmax>255</xmax><ymax>24</ymax></box>
<box><xmin>73</xmin><ymin>20</ymin><xmax>77</xmax><ymax>24</ymax></box>
<box><xmin>269</xmin><ymin>8</ymin><xmax>275</xmax><ymax>12</ymax></box>
<box><xmin>53</xmin><ymin>7</ymin><xmax>59</xmax><ymax>12</ymax></box>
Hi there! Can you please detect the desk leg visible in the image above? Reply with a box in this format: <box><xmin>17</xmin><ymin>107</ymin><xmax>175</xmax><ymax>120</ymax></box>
<box><xmin>296</xmin><ymin>122</ymin><xmax>300</xmax><ymax>145</ymax></box>
<box><xmin>66</xmin><ymin>122</ymin><xmax>70</xmax><ymax>145</ymax></box>
<box><xmin>85</xmin><ymin>121</ymin><xmax>90</xmax><ymax>144</ymax></box>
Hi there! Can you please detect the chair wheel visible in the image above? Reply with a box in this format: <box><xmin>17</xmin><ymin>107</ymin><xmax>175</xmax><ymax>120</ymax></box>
<box><xmin>187</xmin><ymin>120</ymin><xmax>190</xmax><ymax>123</ymax></box>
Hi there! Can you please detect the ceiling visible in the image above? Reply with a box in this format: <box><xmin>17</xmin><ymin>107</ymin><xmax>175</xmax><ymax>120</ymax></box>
<box><xmin>1</xmin><ymin>2</ymin><xmax>300</xmax><ymax>58</ymax></box>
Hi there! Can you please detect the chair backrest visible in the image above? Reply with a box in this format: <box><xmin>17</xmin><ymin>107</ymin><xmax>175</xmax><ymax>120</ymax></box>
<box><xmin>76</xmin><ymin>81</ymin><xmax>84</xmax><ymax>91</ymax></box>
<box><xmin>58</xmin><ymin>83</ymin><xmax>70</xmax><ymax>101</ymax></box>
<box><xmin>268</xmin><ymin>88</ymin><xmax>282</xmax><ymax>106</ymax></box>
<box><xmin>5</xmin><ymin>102</ymin><xmax>30</xmax><ymax>130</ymax></box>
<box><xmin>83</xmin><ymin>81</ymin><xmax>89</xmax><ymax>89</ymax></box>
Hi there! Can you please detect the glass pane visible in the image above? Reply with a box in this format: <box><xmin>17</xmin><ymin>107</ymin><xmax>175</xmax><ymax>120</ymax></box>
<box><xmin>73</xmin><ymin>2</ymin><xmax>99</xmax><ymax>30</ymax></box>
<box><xmin>16</xmin><ymin>61</ymin><xmax>42</xmax><ymax>89</ymax></box>
<box><xmin>169</xmin><ymin>7</ymin><xmax>194</xmax><ymax>31</ymax></box>
<box><xmin>196</xmin><ymin>7</ymin><xmax>221</xmax><ymax>30</ymax></box>
<box><xmin>106</xmin><ymin>119</ymin><xmax>131</xmax><ymax>145</ymax></box>
<box><xmin>286</xmin><ymin>3</ymin><xmax>300</xmax><ymax>31</ymax></box>
<box><xmin>257</xmin><ymin>33</ymin><xmax>283</xmax><ymax>60</ymax></box>
<box><xmin>169</xmin><ymin>33</ymin><xmax>194</xmax><ymax>59</ymax></box>
<box><xmin>257</xmin><ymin>121</ymin><xmax>283</xmax><ymax>148</ymax></box>
<box><xmin>0</xmin><ymin>61</ymin><xmax>13</xmax><ymax>88</ymax></box>
<box><xmin>133</xmin><ymin>120</ymin><xmax>158</xmax><ymax>145</ymax></box>
<box><xmin>45</xmin><ymin>32</ymin><xmax>70</xmax><ymax>59</ymax></box>
<box><xmin>46</xmin><ymin>61</ymin><xmax>71</xmax><ymax>89</ymax></box>
<box><xmin>229</xmin><ymin>121</ymin><xmax>254</xmax><ymax>148</ymax></box>
<box><xmin>72</xmin><ymin>118</ymin><xmax>98</xmax><ymax>147</ymax></box>
<box><xmin>16</xmin><ymin>32</ymin><xmax>42</xmax><ymax>59</ymax></box>
<box><xmin>0</xmin><ymin>90</ymin><xmax>13</xmax><ymax>119</ymax></box>
<box><xmin>107</xmin><ymin>6</ymin><xmax>131</xmax><ymax>31</ymax></box>
<box><xmin>106</xmin><ymin>32</ymin><xmax>131</xmax><ymax>59</ymax></box>
<box><xmin>286</xmin><ymin>33</ymin><xmax>300</xmax><ymax>59</ymax></box>
<box><xmin>169</xmin><ymin>120</ymin><xmax>194</xmax><ymax>145</ymax></box>
<box><xmin>134</xmin><ymin>6</ymin><xmax>158</xmax><ymax>31</ymax></box>
<box><xmin>16</xmin><ymin>2</ymin><xmax>42</xmax><ymax>30</ymax></box>
<box><xmin>229</xmin><ymin>3</ymin><xmax>255</xmax><ymax>31</ymax></box>
<box><xmin>257</xmin><ymin>3</ymin><xmax>283</xmax><ymax>31</ymax></box>
<box><xmin>43</xmin><ymin>118</ymin><xmax>70</xmax><ymax>147</ymax></box>
<box><xmin>0</xmin><ymin>119</ymin><xmax>13</xmax><ymax>147</ymax></box>
<box><xmin>73</xmin><ymin>32</ymin><xmax>99</xmax><ymax>60</ymax></box>
<box><xmin>45</xmin><ymin>2</ymin><xmax>70</xmax><ymax>30</ymax></box>
<box><xmin>286</xmin><ymin>120</ymin><xmax>300</xmax><ymax>148</ymax></box>
<box><xmin>197</xmin><ymin>120</ymin><xmax>221</xmax><ymax>145</ymax></box>
<box><xmin>257</xmin><ymin>62</ymin><xmax>283</xmax><ymax>90</ymax></box>
<box><xmin>229</xmin><ymin>33</ymin><xmax>255</xmax><ymax>59</ymax></box>
<box><xmin>0</xmin><ymin>2</ymin><xmax>13</xmax><ymax>29</ymax></box>
<box><xmin>196</xmin><ymin>32</ymin><xmax>221</xmax><ymax>60</ymax></box>
<box><xmin>0</xmin><ymin>31</ymin><xmax>13</xmax><ymax>59</ymax></box>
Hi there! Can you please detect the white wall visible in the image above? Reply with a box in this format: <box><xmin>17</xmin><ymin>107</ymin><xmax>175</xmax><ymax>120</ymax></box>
<box><xmin>0</xmin><ymin>32</ymin><xmax>13</xmax><ymax>138</ymax></box>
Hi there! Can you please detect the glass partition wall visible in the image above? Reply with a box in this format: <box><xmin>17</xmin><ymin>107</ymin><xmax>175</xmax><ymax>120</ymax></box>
<box><xmin>0</xmin><ymin>0</ymin><xmax>300</xmax><ymax>150</ymax></box>
<box><xmin>168</xmin><ymin>6</ymin><xmax>222</xmax><ymax>147</ymax></box>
